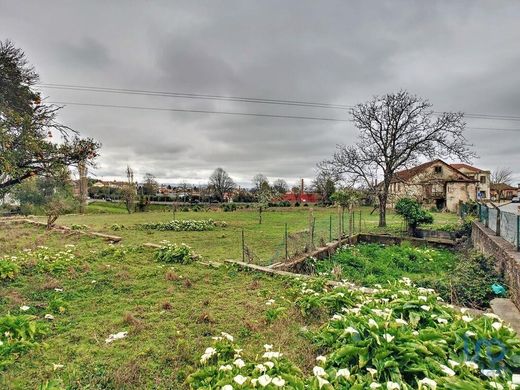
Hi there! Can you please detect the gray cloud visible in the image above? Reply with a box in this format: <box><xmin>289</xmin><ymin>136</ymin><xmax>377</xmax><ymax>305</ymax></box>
<box><xmin>1</xmin><ymin>0</ymin><xmax>519</xmax><ymax>185</ymax></box>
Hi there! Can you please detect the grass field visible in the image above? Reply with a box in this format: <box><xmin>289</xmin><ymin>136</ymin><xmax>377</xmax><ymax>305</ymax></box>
<box><xmin>0</xmin><ymin>224</ymin><xmax>315</xmax><ymax>388</ymax></box>
<box><xmin>2</xmin><ymin>213</ymin><xmax>518</xmax><ymax>389</ymax></box>
<box><xmin>35</xmin><ymin>203</ymin><xmax>461</xmax><ymax>265</ymax></box>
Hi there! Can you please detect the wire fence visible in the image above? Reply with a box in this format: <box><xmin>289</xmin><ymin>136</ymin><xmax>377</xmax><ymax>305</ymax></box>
<box><xmin>479</xmin><ymin>203</ymin><xmax>520</xmax><ymax>251</ymax></box>
<box><xmin>239</xmin><ymin>208</ymin><xmax>387</xmax><ymax>266</ymax></box>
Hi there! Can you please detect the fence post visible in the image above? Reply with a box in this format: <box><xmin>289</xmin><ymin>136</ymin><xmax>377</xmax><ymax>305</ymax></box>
<box><xmin>517</xmin><ymin>215</ymin><xmax>520</xmax><ymax>252</ymax></box>
<box><xmin>241</xmin><ymin>228</ymin><xmax>245</xmax><ymax>263</ymax></box>
<box><xmin>329</xmin><ymin>215</ymin><xmax>332</xmax><ymax>242</ymax></box>
<box><xmin>311</xmin><ymin>217</ymin><xmax>316</xmax><ymax>248</ymax></box>
<box><xmin>338</xmin><ymin>208</ymin><xmax>341</xmax><ymax>241</ymax></box>
<box><xmin>496</xmin><ymin>208</ymin><xmax>501</xmax><ymax>236</ymax></box>
<box><xmin>284</xmin><ymin>223</ymin><xmax>288</xmax><ymax>260</ymax></box>
<box><xmin>478</xmin><ymin>203</ymin><xmax>481</xmax><ymax>222</ymax></box>
<box><xmin>359</xmin><ymin>209</ymin><xmax>362</xmax><ymax>233</ymax></box>
<box><xmin>485</xmin><ymin>205</ymin><xmax>489</xmax><ymax>228</ymax></box>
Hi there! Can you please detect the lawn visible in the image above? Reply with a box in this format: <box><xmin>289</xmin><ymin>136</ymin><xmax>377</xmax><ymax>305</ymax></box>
<box><xmin>0</xmin><ymin>224</ymin><xmax>315</xmax><ymax>389</ymax></box>
<box><xmin>34</xmin><ymin>203</ymin><xmax>461</xmax><ymax>266</ymax></box>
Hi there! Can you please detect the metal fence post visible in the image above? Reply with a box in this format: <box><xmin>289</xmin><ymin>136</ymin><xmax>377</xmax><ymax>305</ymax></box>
<box><xmin>517</xmin><ymin>215</ymin><xmax>520</xmax><ymax>252</ymax></box>
<box><xmin>485</xmin><ymin>205</ymin><xmax>489</xmax><ymax>228</ymax></box>
<box><xmin>284</xmin><ymin>223</ymin><xmax>288</xmax><ymax>260</ymax></box>
<box><xmin>241</xmin><ymin>228</ymin><xmax>245</xmax><ymax>262</ymax></box>
<box><xmin>496</xmin><ymin>208</ymin><xmax>501</xmax><ymax>236</ymax></box>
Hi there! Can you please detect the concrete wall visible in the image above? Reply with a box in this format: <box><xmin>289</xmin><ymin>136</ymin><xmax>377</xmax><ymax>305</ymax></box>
<box><xmin>472</xmin><ymin>221</ymin><xmax>520</xmax><ymax>309</ymax></box>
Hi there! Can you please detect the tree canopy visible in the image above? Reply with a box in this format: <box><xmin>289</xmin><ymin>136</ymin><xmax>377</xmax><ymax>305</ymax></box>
<box><xmin>319</xmin><ymin>91</ymin><xmax>473</xmax><ymax>227</ymax></box>
<box><xmin>0</xmin><ymin>40</ymin><xmax>99</xmax><ymax>196</ymax></box>
<box><xmin>209</xmin><ymin>167</ymin><xmax>235</xmax><ymax>202</ymax></box>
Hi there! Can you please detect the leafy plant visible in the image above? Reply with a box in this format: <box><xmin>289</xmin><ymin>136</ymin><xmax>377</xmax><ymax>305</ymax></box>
<box><xmin>0</xmin><ymin>314</ymin><xmax>46</xmax><ymax>369</ymax></box>
<box><xmin>396</xmin><ymin>198</ymin><xmax>434</xmax><ymax>236</ymax></box>
<box><xmin>0</xmin><ymin>257</ymin><xmax>20</xmax><ymax>281</ymax></box>
<box><xmin>154</xmin><ymin>242</ymin><xmax>198</xmax><ymax>264</ymax></box>
<box><xmin>71</xmin><ymin>223</ymin><xmax>88</xmax><ymax>230</ymax></box>
<box><xmin>138</xmin><ymin>219</ymin><xmax>219</xmax><ymax>231</ymax></box>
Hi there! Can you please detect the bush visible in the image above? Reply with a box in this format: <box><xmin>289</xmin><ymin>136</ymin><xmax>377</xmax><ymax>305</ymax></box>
<box><xmin>0</xmin><ymin>257</ymin><xmax>20</xmax><ymax>281</ymax></box>
<box><xmin>294</xmin><ymin>202</ymin><xmax>300</xmax><ymax>207</ymax></box>
<box><xmin>154</xmin><ymin>242</ymin><xmax>198</xmax><ymax>264</ymax></box>
<box><xmin>395</xmin><ymin>198</ymin><xmax>433</xmax><ymax>235</ymax></box>
<box><xmin>222</xmin><ymin>203</ymin><xmax>237</xmax><ymax>212</ymax></box>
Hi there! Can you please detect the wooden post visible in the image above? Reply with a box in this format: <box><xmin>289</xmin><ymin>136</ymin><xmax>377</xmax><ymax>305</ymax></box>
<box><xmin>285</xmin><ymin>223</ymin><xmax>288</xmax><ymax>260</ymax></box>
<box><xmin>241</xmin><ymin>229</ymin><xmax>245</xmax><ymax>262</ymax></box>
<box><xmin>329</xmin><ymin>215</ymin><xmax>332</xmax><ymax>242</ymax></box>
<box><xmin>312</xmin><ymin>217</ymin><xmax>316</xmax><ymax>248</ymax></box>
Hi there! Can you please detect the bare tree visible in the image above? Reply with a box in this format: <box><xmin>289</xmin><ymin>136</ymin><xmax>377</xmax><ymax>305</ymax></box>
<box><xmin>121</xmin><ymin>166</ymin><xmax>136</xmax><ymax>213</ymax></box>
<box><xmin>209</xmin><ymin>167</ymin><xmax>235</xmax><ymax>202</ymax></box>
<box><xmin>319</xmin><ymin>91</ymin><xmax>473</xmax><ymax>227</ymax></box>
<box><xmin>252</xmin><ymin>173</ymin><xmax>269</xmax><ymax>192</ymax></box>
<box><xmin>491</xmin><ymin>167</ymin><xmax>513</xmax><ymax>185</ymax></box>
<box><xmin>272</xmin><ymin>179</ymin><xmax>289</xmax><ymax>195</ymax></box>
<box><xmin>313</xmin><ymin>170</ymin><xmax>339</xmax><ymax>204</ymax></box>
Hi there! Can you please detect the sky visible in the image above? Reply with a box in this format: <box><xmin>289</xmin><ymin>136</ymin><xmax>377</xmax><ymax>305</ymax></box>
<box><xmin>1</xmin><ymin>1</ymin><xmax>519</xmax><ymax>187</ymax></box>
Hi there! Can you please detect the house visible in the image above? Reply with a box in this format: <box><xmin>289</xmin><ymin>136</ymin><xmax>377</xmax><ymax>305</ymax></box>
<box><xmin>490</xmin><ymin>183</ymin><xmax>519</xmax><ymax>201</ymax></box>
<box><xmin>450</xmin><ymin>163</ymin><xmax>491</xmax><ymax>200</ymax></box>
<box><xmin>388</xmin><ymin>159</ymin><xmax>478</xmax><ymax>212</ymax></box>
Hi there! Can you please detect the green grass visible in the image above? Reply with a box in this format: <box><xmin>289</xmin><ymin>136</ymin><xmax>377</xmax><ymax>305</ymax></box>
<box><xmin>313</xmin><ymin>242</ymin><xmax>505</xmax><ymax>309</ymax></box>
<box><xmin>35</xmin><ymin>204</ymin><xmax>460</xmax><ymax>265</ymax></box>
<box><xmin>314</xmin><ymin>242</ymin><xmax>458</xmax><ymax>286</ymax></box>
<box><xmin>0</xmin><ymin>224</ymin><xmax>315</xmax><ymax>389</ymax></box>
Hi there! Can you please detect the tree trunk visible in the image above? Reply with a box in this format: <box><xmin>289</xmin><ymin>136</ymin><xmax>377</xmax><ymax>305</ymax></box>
<box><xmin>378</xmin><ymin>195</ymin><xmax>387</xmax><ymax>227</ymax></box>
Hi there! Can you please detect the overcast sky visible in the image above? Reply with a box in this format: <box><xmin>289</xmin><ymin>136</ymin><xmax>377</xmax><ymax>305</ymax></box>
<box><xmin>2</xmin><ymin>1</ymin><xmax>519</xmax><ymax>187</ymax></box>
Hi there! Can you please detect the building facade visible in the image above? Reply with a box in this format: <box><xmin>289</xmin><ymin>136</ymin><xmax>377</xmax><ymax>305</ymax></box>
<box><xmin>450</xmin><ymin>163</ymin><xmax>491</xmax><ymax>200</ymax></box>
<box><xmin>388</xmin><ymin>159</ymin><xmax>478</xmax><ymax>212</ymax></box>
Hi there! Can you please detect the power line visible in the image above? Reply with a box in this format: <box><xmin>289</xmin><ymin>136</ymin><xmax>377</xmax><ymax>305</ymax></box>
<box><xmin>37</xmin><ymin>82</ymin><xmax>520</xmax><ymax>122</ymax></box>
<box><xmin>48</xmin><ymin>101</ymin><xmax>350</xmax><ymax>122</ymax></box>
<box><xmin>38</xmin><ymin>83</ymin><xmax>353</xmax><ymax>110</ymax></box>
<box><xmin>48</xmin><ymin>100</ymin><xmax>520</xmax><ymax>132</ymax></box>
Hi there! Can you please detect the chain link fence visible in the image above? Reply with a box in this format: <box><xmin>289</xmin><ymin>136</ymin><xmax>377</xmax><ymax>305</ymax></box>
<box><xmin>479</xmin><ymin>203</ymin><xmax>520</xmax><ymax>251</ymax></box>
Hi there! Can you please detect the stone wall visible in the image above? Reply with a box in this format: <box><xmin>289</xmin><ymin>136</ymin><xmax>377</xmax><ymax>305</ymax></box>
<box><xmin>472</xmin><ymin>221</ymin><xmax>520</xmax><ymax>309</ymax></box>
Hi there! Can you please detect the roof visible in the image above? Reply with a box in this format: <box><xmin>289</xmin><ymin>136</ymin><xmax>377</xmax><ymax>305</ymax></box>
<box><xmin>393</xmin><ymin>159</ymin><xmax>475</xmax><ymax>183</ymax></box>
<box><xmin>450</xmin><ymin>163</ymin><xmax>489</xmax><ymax>173</ymax></box>
<box><xmin>491</xmin><ymin>183</ymin><xmax>518</xmax><ymax>191</ymax></box>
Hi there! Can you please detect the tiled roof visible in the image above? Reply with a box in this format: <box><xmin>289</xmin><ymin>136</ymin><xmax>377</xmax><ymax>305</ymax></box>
<box><xmin>393</xmin><ymin>159</ymin><xmax>475</xmax><ymax>183</ymax></box>
<box><xmin>450</xmin><ymin>163</ymin><xmax>487</xmax><ymax>173</ymax></box>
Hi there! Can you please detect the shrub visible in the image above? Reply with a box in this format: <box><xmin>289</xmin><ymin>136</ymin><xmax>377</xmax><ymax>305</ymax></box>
<box><xmin>154</xmin><ymin>242</ymin><xmax>198</xmax><ymax>264</ymax></box>
<box><xmin>395</xmin><ymin>198</ymin><xmax>434</xmax><ymax>236</ymax></box>
<box><xmin>294</xmin><ymin>202</ymin><xmax>300</xmax><ymax>207</ymax></box>
<box><xmin>0</xmin><ymin>257</ymin><xmax>20</xmax><ymax>281</ymax></box>
<box><xmin>222</xmin><ymin>203</ymin><xmax>237</xmax><ymax>212</ymax></box>
<box><xmin>110</xmin><ymin>223</ymin><xmax>125</xmax><ymax>231</ymax></box>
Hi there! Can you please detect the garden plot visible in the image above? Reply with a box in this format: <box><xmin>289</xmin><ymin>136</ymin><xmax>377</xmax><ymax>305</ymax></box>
<box><xmin>303</xmin><ymin>243</ymin><xmax>506</xmax><ymax>310</ymax></box>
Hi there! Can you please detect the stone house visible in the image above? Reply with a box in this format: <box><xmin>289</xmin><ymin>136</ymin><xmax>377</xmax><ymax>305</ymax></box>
<box><xmin>450</xmin><ymin>163</ymin><xmax>491</xmax><ymax>200</ymax></box>
<box><xmin>388</xmin><ymin>159</ymin><xmax>477</xmax><ymax>212</ymax></box>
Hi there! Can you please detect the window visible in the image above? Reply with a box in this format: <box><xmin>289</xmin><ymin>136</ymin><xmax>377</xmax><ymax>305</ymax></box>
<box><xmin>480</xmin><ymin>176</ymin><xmax>486</xmax><ymax>184</ymax></box>
<box><xmin>434</xmin><ymin>166</ymin><xmax>442</xmax><ymax>174</ymax></box>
